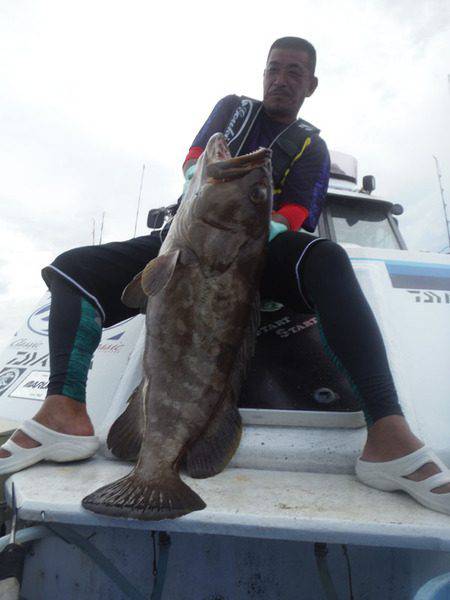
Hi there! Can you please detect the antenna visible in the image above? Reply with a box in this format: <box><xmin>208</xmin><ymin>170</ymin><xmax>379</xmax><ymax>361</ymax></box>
<box><xmin>433</xmin><ymin>155</ymin><xmax>450</xmax><ymax>253</ymax></box>
<box><xmin>134</xmin><ymin>164</ymin><xmax>146</xmax><ymax>238</ymax></box>
<box><xmin>92</xmin><ymin>218</ymin><xmax>96</xmax><ymax>245</ymax></box>
<box><xmin>99</xmin><ymin>211</ymin><xmax>106</xmax><ymax>245</ymax></box>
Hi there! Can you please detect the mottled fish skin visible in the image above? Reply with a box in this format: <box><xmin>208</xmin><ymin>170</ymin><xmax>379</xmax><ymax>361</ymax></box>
<box><xmin>82</xmin><ymin>134</ymin><xmax>272</xmax><ymax>520</ymax></box>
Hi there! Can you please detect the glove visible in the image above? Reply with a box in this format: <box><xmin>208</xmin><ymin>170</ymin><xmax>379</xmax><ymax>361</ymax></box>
<box><xmin>269</xmin><ymin>220</ymin><xmax>288</xmax><ymax>242</ymax></box>
<box><xmin>183</xmin><ymin>164</ymin><xmax>197</xmax><ymax>195</ymax></box>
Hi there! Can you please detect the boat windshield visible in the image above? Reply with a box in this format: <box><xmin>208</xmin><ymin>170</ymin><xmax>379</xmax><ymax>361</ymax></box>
<box><xmin>329</xmin><ymin>200</ymin><xmax>401</xmax><ymax>249</ymax></box>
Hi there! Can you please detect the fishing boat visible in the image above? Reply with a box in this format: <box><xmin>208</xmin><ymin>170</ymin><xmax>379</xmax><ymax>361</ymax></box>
<box><xmin>1</xmin><ymin>152</ymin><xmax>449</xmax><ymax>599</ymax></box>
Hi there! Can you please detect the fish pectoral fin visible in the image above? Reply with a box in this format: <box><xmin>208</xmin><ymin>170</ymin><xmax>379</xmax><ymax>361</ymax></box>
<box><xmin>121</xmin><ymin>271</ymin><xmax>148</xmax><ymax>310</ymax></box>
<box><xmin>121</xmin><ymin>248</ymin><xmax>180</xmax><ymax>306</ymax></box>
<box><xmin>141</xmin><ymin>249</ymin><xmax>180</xmax><ymax>296</ymax></box>
<box><xmin>107</xmin><ymin>383</ymin><xmax>145</xmax><ymax>461</ymax></box>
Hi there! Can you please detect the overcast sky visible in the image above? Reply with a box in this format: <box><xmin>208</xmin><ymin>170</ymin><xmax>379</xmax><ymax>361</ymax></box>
<box><xmin>1</xmin><ymin>0</ymin><xmax>449</xmax><ymax>350</ymax></box>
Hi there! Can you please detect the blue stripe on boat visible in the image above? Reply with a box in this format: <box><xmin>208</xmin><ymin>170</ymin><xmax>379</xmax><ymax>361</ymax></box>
<box><xmin>349</xmin><ymin>258</ymin><xmax>450</xmax><ymax>290</ymax></box>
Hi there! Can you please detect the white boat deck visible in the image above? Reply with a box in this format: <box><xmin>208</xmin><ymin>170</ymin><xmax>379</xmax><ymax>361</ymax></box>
<box><xmin>6</xmin><ymin>456</ymin><xmax>450</xmax><ymax>552</ymax></box>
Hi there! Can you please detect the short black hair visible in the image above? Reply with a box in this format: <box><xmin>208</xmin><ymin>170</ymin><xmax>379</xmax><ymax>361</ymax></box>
<box><xmin>268</xmin><ymin>37</ymin><xmax>316</xmax><ymax>74</ymax></box>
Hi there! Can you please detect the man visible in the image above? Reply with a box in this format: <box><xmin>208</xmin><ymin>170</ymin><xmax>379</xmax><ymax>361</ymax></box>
<box><xmin>1</xmin><ymin>37</ymin><xmax>449</xmax><ymax>514</ymax></box>
<box><xmin>182</xmin><ymin>40</ymin><xmax>328</xmax><ymax>239</ymax></box>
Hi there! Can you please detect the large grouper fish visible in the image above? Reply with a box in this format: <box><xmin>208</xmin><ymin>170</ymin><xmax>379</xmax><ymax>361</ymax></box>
<box><xmin>82</xmin><ymin>133</ymin><xmax>272</xmax><ymax>520</ymax></box>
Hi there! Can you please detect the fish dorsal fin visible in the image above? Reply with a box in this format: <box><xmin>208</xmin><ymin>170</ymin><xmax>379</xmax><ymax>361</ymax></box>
<box><xmin>184</xmin><ymin>294</ymin><xmax>261</xmax><ymax>478</ymax></box>
<box><xmin>121</xmin><ymin>271</ymin><xmax>147</xmax><ymax>310</ymax></box>
<box><xmin>141</xmin><ymin>249</ymin><xmax>180</xmax><ymax>297</ymax></box>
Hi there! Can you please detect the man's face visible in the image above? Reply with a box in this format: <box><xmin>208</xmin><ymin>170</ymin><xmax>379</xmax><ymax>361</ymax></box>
<box><xmin>263</xmin><ymin>48</ymin><xmax>318</xmax><ymax>123</ymax></box>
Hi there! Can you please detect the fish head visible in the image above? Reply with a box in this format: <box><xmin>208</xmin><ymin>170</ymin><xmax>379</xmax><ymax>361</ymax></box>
<box><xmin>187</xmin><ymin>133</ymin><xmax>273</xmax><ymax>246</ymax></box>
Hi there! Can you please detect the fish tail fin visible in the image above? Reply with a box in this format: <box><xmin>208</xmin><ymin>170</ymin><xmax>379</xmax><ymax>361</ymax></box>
<box><xmin>185</xmin><ymin>401</ymin><xmax>242</xmax><ymax>479</ymax></box>
<box><xmin>107</xmin><ymin>384</ymin><xmax>145</xmax><ymax>460</ymax></box>
<box><xmin>82</xmin><ymin>469</ymin><xmax>206</xmax><ymax>520</ymax></box>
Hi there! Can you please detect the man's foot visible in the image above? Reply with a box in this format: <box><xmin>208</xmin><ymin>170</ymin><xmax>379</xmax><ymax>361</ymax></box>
<box><xmin>360</xmin><ymin>415</ymin><xmax>450</xmax><ymax>495</ymax></box>
<box><xmin>0</xmin><ymin>395</ymin><xmax>95</xmax><ymax>458</ymax></box>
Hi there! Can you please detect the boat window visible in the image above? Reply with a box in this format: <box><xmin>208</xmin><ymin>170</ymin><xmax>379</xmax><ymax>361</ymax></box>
<box><xmin>329</xmin><ymin>201</ymin><xmax>401</xmax><ymax>249</ymax></box>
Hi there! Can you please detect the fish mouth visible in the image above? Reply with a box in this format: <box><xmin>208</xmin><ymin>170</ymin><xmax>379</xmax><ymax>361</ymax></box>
<box><xmin>205</xmin><ymin>135</ymin><xmax>272</xmax><ymax>182</ymax></box>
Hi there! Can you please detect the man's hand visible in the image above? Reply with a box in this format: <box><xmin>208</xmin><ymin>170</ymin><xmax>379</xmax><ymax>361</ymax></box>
<box><xmin>269</xmin><ymin>220</ymin><xmax>288</xmax><ymax>242</ymax></box>
<box><xmin>183</xmin><ymin>163</ymin><xmax>197</xmax><ymax>196</ymax></box>
<box><xmin>271</xmin><ymin>212</ymin><xmax>290</xmax><ymax>228</ymax></box>
<box><xmin>268</xmin><ymin>211</ymin><xmax>289</xmax><ymax>242</ymax></box>
<box><xmin>183</xmin><ymin>159</ymin><xmax>198</xmax><ymax>177</ymax></box>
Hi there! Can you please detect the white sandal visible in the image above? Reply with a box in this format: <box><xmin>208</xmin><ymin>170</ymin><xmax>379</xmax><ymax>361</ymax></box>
<box><xmin>356</xmin><ymin>446</ymin><xmax>450</xmax><ymax>515</ymax></box>
<box><xmin>0</xmin><ymin>420</ymin><xmax>99</xmax><ymax>476</ymax></box>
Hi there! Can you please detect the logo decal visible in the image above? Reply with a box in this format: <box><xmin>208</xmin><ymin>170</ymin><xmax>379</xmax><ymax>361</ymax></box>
<box><xmin>406</xmin><ymin>290</ymin><xmax>450</xmax><ymax>304</ymax></box>
<box><xmin>224</xmin><ymin>98</ymin><xmax>254</xmax><ymax>144</ymax></box>
<box><xmin>9</xmin><ymin>371</ymin><xmax>49</xmax><ymax>401</ymax></box>
<box><xmin>27</xmin><ymin>303</ymin><xmax>51</xmax><ymax>336</ymax></box>
<box><xmin>7</xmin><ymin>352</ymin><xmax>49</xmax><ymax>368</ymax></box>
<box><xmin>9</xmin><ymin>338</ymin><xmax>43</xmax><ymax>350</ymax></box>
<box><xmin>0</xmin><ymin>367</ymin><xmax>27</xmax><ymax>396</ymax></box>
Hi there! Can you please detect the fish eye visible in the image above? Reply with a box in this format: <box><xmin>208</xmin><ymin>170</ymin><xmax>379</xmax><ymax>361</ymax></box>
<box><xmin>249</xmin><ymin>184</ymin><xmax>267</xmax><ymax>204</ymax></box>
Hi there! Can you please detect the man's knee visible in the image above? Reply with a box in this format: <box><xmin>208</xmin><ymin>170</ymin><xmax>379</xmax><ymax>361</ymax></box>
<box><xmin>303</xmin><ymin>239</ymin><xmax>351</xmax><ymax>273</ymax></box>
<box><xmin>42</xmin><ymin>245</ymin><xmax>101</xmax><ymax>295</ymax></box>
<box><xmin>51</xmin><ymin>246</ymin><xmax>96</xmax><ymax>273</ymax></box>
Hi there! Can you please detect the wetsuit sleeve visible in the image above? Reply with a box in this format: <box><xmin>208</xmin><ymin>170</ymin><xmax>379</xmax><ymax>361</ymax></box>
<box><xmin>183</xmin><ymin>95</ymin><xmax>239</xmax><ymax>167</ymax></box>
<box><xmin>275</xmin><ymin>136</ymin><xmax>330</xmax><ymax>232</ymax></box>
